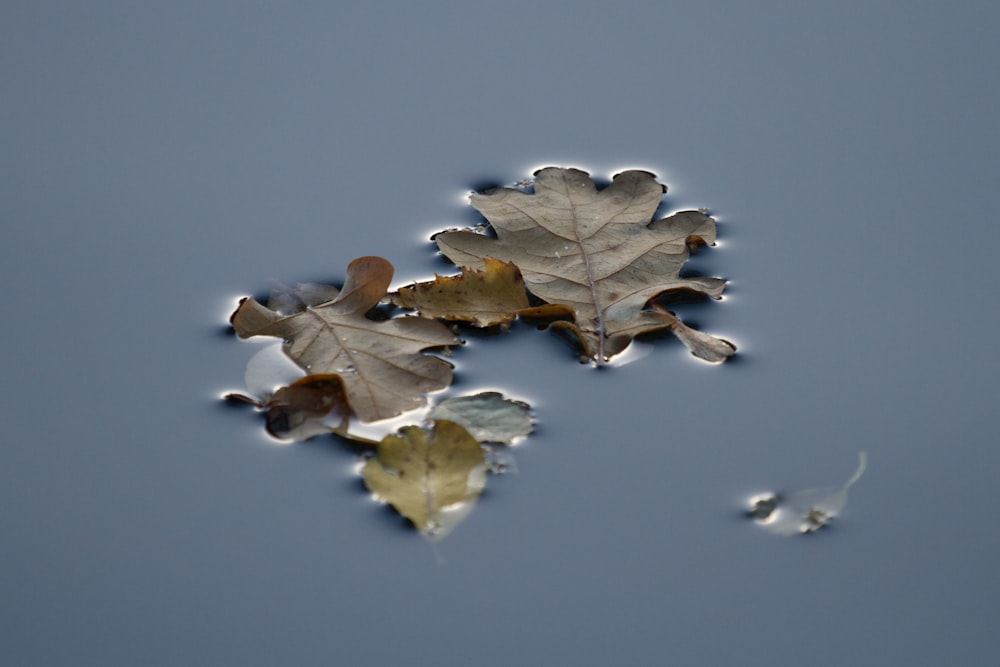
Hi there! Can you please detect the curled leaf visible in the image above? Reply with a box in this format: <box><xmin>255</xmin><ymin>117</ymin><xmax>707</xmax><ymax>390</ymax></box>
<box><xmin>327</xmin><ymin>255</ymin><xmax>394</xmax><ymax>315</ymax></box>
<box><xmin>362</xmin><ymin>420</ymin><xmax>488</xmax><ymax>540</ymax></box>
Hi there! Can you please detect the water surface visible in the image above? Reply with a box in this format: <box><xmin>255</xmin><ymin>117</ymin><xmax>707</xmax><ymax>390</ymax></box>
<box><xmin>2</xmin><ymin>3</ymin><xmax>998</xmax><ymax>665</ymax></box>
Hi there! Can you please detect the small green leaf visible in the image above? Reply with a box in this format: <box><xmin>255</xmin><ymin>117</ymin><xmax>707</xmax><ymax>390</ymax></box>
<box><xmin>428</xmin><ymin>392</ymin><xmax>532</xmax><ymax>443</ymax></box>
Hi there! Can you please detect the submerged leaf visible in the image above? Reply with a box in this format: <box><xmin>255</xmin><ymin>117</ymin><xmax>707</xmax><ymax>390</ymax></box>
<box><xmin>362</xmin><ymin>420</ymin><xmax>488</xmax><ymax>540</ymax></box>
<box><xmin>428</xmin><ymin>392</ymin><xmax>533</xmax><ymax>443</ymax></box>
<box><xmin>391</xmin><ymin>258</ymin><xmax>530</xmax><ymax>327</ymax></box>
<box><xmin>749</xmin><ymin>452</ymin><xmax>868</xmax><ymax>536</ymax></box>
<box><xmin>231</xmin><ymin>256</ymin><xmax>460</xmax><ymax>422</ymax></box>
<box><xmin>268</xmin><ymin>282</ymin><xmax>342</xmax><ymax>315</ymax></box>
<box><xmin>434</xmin><ymin>167</ymin><xmax>733</xmax><ymax>362</ymax></box>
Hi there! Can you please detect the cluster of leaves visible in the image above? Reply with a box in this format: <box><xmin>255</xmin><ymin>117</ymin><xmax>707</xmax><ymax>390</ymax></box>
<box><xmin>226</xmin><ymin>167</ymin><xmax>733</xmax><ymax>539</ymax></box>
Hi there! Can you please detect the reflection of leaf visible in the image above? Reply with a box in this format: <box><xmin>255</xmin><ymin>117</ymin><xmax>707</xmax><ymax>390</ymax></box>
<box><xmin>434</xmin><ymin>167</ymin><xmax>734</xmax><ymax>362</ymax></box>
<box><xmin>231</xmin><ymin>256</ymin><xmax>460</xmax><ymax>422</ymax></box>
<box><xmin>749</xmin><ymin>452</ymin><xmax>868</xmax><ymax>536</ymax></box>
<box><xmin>391</xmin><ymin>258</ymin><xmax>530</xmax><ymax>327</ymax></box>
<box><xmin>428</xmin><ymin>392</ymin><xmax>533</xmax><ymax>443</ymax></box>
<box><xmin>268</xmin><ymin>282</ymin><xmax>342</xmax><ymax>315</ymax></box>
<box><xmin>362</xmin><ymin>420</ymin><xmax>488</xmax><ymax>540</ymax></box>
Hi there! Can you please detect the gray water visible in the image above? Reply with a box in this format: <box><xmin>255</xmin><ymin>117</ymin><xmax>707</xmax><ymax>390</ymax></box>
<box><xmin>2</xmin><ymin>2</ymin><xmax>998</xmax><ymax>665</ymax></box>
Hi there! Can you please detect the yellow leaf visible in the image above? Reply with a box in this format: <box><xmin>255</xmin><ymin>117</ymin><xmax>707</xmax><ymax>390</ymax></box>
<box><xmin>362</xmin><ymin>420</ymin><xmax>487</xmax><ymax>540</ymax></box>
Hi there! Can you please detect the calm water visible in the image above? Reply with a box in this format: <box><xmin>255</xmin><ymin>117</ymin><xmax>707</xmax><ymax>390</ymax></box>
<box><xmin>2</xmin><ymin>3</ymin><xmax>998</xmax><ymax>665</ymax></box>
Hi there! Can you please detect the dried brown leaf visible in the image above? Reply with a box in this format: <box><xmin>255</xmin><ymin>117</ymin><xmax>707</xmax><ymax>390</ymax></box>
<box><xmin>434</xmin><ymin>167</ymin><xmax>733</xmax><ymax>362</ymax></box>
<box><xmin>231</xmin><ymin>256</ymin><xmax>460</xmax><ymax>422</ymax></box>
<box><xmin>391</xmin><ymin>258</ymin><xmax>530</xmax><ymax>327</ymax></box>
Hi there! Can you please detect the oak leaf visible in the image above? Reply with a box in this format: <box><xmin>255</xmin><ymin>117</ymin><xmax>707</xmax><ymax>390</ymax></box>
<box><xmin>434</xmin><ymin>167</ymin><xmax>734</xmax><ymax>362</ymax></box>
<box><xmin>362</xmin><ymin>419</ymin><xmax>488</xmax><ymax>540</ymax></box>
<box><xmin>231</xmin><ymin>256</ymin><xmax>460</xmax><ymax>422</ymax></box>
<box><xmin>391</xmin><ymin>258</ymin><xmax>530</xmax><ymax>327</ymax></box>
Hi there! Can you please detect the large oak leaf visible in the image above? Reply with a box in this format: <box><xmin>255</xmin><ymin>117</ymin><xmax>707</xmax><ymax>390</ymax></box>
<box><xmin>231</xmin><ymin>256</ymin><xmax>460</xmax><ymax>422</ymax></box>
<box><xmin>434</xmin><ymin>167</ymin><xmax>733</xmax><ymax>362</ymax></box>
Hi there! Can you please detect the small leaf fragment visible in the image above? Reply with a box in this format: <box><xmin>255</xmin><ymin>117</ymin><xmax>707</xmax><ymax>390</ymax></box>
<box><xmin>749</xmin><ymin>452</ymin><xmax>868</xmax><ymax>536</ymax></box>
<box><xmin>362</xmin><ymin>420</ymin><xmax>488</xmax><ymax>540</ymax></box>
<box><xmin>391</xmin><ymin>258</ymin><xmax>530</xmax><ymax>327</ymax></box>
<box><xmin>428</xmin><ymin>392</ymin><xmax>533</xmax><ymax>443</ymax></box>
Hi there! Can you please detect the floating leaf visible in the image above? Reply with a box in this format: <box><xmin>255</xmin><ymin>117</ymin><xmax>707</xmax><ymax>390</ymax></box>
<box><xmin>428</xmin><ymin>392</ymin><xmax>533</xmax><ymax>443</ymax></box>
<box><xmin>434</xmin><ymin>167</ymin><xmax>733</xmax><ymax>362</ymax></box>
<box><xmin>231</xmin><ymin>256</ymin><xmax>460</xmax><ymax>422</ymax></box>
<box><xmin>391</xmin><ymin>258</ymin><xmax>530</xmax><ymax>327</ymax></box>
<box><xmin>362</xmin><ymin>420</ymin><xmax>488</xmax><ymax>540</ymax></box>
<box><xmin>749</xmin><ymin>452</ymin><xmax>868</xmax><ymax>536</ymax></box>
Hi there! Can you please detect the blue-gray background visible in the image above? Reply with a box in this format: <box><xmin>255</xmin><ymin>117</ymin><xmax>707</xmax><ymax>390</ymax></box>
<box><xmin>2</xmin><ymin>2</ymin><xmax>997</xmax><ymax>665</ymax></box>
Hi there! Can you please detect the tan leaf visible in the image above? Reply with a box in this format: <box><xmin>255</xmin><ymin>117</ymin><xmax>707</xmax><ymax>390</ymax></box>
<box><xmin>231</xmin><ymin>256</ymin><xmax>460</xmax><ymax>422</ymax></box>
<box><xmin>434</xmin><ymin>167</ymin><xmax>733</xmax><ymax>362</ymax></box>
<box><xmin>391</xmin><ymin>258</ymin><xmax>530</xmax><ymax>327</ymax></box>
<box><xmin>362</xmin><ymin>420</ymin><xmax>488</xmax><ymax>540</ymax></box>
